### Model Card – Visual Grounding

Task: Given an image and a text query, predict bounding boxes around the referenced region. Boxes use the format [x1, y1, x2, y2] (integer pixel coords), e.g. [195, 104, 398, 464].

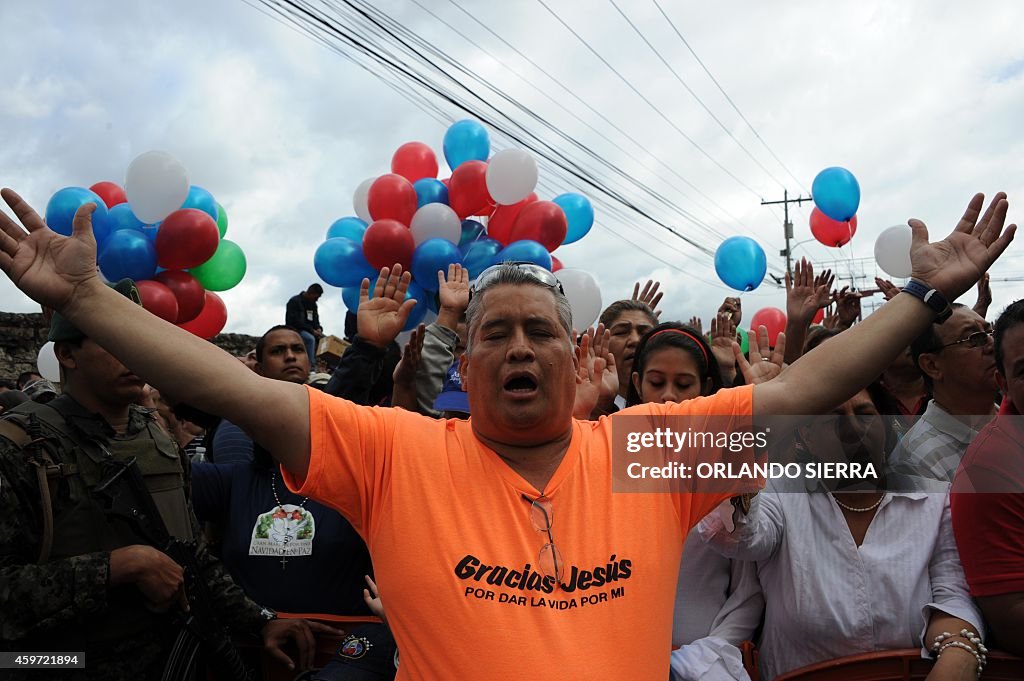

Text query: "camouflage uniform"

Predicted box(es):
[0, 394, 268, 680]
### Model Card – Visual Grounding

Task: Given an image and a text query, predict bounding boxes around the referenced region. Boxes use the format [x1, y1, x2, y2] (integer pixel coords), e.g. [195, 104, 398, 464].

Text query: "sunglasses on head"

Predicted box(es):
[470, 262, 565, 297]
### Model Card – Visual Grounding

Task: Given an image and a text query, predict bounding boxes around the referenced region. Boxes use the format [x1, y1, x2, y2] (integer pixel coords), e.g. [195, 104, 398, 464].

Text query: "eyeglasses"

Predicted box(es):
[940, 329, 993, 350]
[523, 494, 565, 584]
[471, 262, 565, 297]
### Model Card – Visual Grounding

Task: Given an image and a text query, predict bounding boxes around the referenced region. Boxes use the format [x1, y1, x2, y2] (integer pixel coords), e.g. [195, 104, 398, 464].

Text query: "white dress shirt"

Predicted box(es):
[698, 483, 982, 681]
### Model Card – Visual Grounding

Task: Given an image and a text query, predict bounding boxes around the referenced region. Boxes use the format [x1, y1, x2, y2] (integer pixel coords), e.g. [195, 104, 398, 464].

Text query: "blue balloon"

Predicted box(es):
[98, 230, 158, 282]
[411, 239, 463, 292]
[458, 219, 486, 248]
[495, 240, 553, 271]
[553, 193, 594, 245]
[812, 167, 860, 222]
[413, 178, 449, 208]
[314, 237, 376, 288]
[142, 223, 160, 242]
[45, 187, 110, 240]
[714, 237, 767, 292]
[443, 120, 490, 171]
[341, 281, 368, 313]
[402, 281, 430, 332]
[107, 203, 145, 234]
[461, 237, 503, 279]
[326, 216, 368, 241]
[181, 185, 218, 220]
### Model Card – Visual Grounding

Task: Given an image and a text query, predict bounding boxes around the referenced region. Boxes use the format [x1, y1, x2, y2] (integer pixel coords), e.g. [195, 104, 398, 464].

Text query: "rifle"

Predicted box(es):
[93, 456, 254, 681]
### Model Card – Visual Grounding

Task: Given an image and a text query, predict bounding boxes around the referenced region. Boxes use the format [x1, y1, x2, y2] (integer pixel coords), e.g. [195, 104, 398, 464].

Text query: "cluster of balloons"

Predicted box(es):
[314, 120, 603, 328]
[44, 151, 247, 339]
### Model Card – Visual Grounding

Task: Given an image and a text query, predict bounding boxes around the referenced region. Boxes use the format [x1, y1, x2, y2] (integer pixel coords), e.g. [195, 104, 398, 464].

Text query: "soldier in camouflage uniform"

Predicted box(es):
[0, 280, 337, 680]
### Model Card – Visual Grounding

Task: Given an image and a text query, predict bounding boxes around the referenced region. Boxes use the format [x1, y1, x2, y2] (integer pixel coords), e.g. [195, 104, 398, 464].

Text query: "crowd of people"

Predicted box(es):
[0, 188, 1021, 681]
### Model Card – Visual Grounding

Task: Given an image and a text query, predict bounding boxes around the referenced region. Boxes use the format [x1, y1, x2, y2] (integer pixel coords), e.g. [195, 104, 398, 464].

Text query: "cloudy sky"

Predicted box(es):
[2, 0, 1023, 341]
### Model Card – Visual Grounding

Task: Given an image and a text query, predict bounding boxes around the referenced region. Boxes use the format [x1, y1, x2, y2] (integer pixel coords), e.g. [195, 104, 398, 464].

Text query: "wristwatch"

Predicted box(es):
[259, 606, 278, 623]
[901, 279, 953, 324]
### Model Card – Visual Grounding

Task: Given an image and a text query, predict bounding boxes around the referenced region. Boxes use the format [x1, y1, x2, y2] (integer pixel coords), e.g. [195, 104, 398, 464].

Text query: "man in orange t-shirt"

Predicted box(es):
[0, 189, 1013, 680]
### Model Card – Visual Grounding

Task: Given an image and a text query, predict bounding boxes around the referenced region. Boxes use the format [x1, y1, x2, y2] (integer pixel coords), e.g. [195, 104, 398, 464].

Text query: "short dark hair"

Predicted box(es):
[0, 379, 17, 391]
[995, 299, 1024, 375]
[626, 322, 723, 406]
[16, 372, 42, 390]
[307, 283, 324, 295]
[256, 325, 305, 362]
[598, 300, 658, 330]
[910, 303, 967, 388]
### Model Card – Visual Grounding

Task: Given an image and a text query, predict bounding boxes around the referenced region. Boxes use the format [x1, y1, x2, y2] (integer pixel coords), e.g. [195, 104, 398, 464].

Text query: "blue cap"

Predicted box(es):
[433, 362, 469, 414]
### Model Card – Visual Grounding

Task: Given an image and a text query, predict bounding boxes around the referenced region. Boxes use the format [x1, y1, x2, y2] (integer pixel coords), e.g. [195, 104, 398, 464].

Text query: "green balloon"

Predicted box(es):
[191, 239, 246, 291]
[736, 328, 750, 355]
[216, 202, 228, 238]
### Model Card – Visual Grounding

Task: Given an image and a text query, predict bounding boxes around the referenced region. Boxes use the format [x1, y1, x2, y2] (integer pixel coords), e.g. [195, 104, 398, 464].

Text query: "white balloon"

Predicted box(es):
[353, 177, 375, 223]
[874, 225, 913, 278]
[557, 268, 602, 330]
[486, 148, 538, 205]
[124, 151, 190, 224]
[37, 342, 61, 383]
[410, 203, 461, 246]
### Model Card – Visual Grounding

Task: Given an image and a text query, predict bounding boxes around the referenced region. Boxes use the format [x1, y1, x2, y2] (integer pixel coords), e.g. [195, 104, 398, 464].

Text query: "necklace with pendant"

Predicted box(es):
[270, 472, 309, 569]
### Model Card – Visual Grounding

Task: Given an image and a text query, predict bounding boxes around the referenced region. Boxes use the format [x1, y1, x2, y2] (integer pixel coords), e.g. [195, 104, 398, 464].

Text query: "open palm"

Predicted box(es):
[0, 189, 101, 310]
[356, 265, 417, 348]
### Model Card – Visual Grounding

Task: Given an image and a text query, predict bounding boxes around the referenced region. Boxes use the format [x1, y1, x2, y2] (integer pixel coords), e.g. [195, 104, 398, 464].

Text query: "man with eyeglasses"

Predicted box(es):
[0, 189, 1014, 680]
[889, 304, 999, 482]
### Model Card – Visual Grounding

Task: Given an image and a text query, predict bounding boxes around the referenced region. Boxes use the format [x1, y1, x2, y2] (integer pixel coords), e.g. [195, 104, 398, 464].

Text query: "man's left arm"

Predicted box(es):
[755, 193, 1013, 418]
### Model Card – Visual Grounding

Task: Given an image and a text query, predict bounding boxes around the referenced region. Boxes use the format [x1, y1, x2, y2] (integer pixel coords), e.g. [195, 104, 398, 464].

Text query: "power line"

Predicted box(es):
[533, 0, 765, 199]
[651, 0, 809, 193]
[606, 0, 787, 191]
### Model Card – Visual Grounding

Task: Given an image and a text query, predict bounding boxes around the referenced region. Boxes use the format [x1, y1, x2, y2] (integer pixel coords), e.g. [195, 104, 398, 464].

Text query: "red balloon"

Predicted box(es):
[367, 174, 418, 226]
[750, 308, 787, 347]
[362, 219, 416, 271]
[90, 181, 127, 208]
[155, 209, 220, 269]
[810, 208, 857, 247]
[179, 291, 227, 340]
[391, 142, 439, 183]
[551, 255, 564, 272]
[812, 308, 825, 325]
[448, 160, 493, 219]
[135, 280, 179, 323]
[154, 270, 207, 323]
[488, 193, 537, 246]
[509, 201, 567, 252]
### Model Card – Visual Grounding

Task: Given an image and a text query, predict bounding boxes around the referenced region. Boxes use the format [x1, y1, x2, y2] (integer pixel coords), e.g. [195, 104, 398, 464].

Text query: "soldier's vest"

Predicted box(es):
[0, 398, 194, 648]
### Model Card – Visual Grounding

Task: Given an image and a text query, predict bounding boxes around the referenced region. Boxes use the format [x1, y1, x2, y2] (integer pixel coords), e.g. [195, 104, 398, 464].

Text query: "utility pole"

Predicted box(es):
[762, 190, 812, 278]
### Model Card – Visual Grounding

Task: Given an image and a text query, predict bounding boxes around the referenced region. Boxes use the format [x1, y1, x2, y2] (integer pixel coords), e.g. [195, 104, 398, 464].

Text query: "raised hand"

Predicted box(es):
[909, 193, 1014, 301]
[357, 265, 417, 348]
[631, 279, 663, 316]
[687, 316, 703, 335]
[393, 323, 426, 388]
[709, 312, 738, 380]
[874, 277, 901, 301]
[734, 325, 785, 386]
[0, 189, 103, 310]
[437, 263, 470, 330]
[363, 574, 387, 623]
[834, 286, 861, 328]
[573, 332, 614, 419]
[973, 272, 992, 319]
[584, 324, 619, 410]
[785, 258, 832, 323]
[717, 296, 742, 327]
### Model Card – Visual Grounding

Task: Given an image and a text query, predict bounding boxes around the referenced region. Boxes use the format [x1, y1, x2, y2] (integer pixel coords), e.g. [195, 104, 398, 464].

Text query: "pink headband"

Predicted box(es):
[646, 329, 709, 367]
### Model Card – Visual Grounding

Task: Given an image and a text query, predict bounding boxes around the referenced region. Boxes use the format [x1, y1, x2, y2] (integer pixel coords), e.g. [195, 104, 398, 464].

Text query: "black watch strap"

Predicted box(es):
[902, 279, 953, 323]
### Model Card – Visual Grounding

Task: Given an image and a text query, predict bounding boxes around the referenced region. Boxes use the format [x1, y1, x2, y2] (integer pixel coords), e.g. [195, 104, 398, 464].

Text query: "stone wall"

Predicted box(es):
[0, 311, 259, 381]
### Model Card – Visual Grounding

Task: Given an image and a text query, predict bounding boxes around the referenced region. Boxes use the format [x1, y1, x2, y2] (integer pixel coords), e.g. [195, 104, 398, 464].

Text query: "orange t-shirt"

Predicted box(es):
[285, 384, 754, 680]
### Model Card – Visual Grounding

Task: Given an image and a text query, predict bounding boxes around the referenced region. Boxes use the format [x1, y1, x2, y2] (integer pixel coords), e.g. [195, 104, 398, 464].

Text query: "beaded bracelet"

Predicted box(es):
[938, 640, 983, 678]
